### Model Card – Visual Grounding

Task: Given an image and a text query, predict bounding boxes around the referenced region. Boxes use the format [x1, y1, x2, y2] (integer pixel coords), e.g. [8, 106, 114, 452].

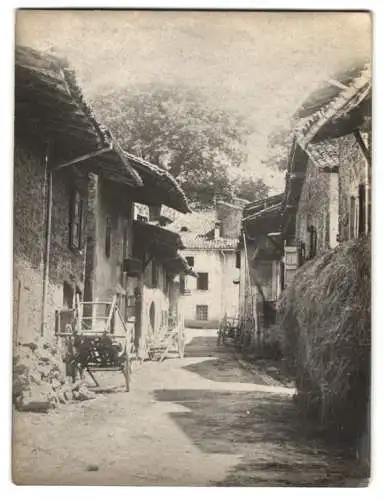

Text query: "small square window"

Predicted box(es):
[197, 272, 208, 290]
[196, 305, 208, 321]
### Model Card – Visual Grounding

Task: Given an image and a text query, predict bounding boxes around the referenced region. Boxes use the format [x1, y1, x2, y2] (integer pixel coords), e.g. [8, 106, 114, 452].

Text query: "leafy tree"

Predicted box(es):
[233, 177, 269, 202]
[91, 83, 265, 207]
[262, 126, 293, 173]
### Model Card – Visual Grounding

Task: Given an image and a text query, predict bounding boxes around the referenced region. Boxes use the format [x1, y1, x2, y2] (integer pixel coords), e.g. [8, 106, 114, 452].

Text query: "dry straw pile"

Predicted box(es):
[278, 237, 371, 439]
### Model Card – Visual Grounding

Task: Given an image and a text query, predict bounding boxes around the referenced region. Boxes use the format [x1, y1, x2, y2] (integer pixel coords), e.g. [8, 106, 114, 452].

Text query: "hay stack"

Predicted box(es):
[278, 237, 371, 439]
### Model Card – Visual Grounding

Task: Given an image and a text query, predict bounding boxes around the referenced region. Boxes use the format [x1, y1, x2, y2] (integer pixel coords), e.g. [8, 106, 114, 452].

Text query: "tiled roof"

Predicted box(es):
[295, 65, 367, 119]
[15, 45, 143, 187]
[243, 193, 285, 220]
[124, 153, 191, 214]
[167, 211, 217, 236]
[181, 235, 238, 250]
[243, 202, 282, 224]
[295, 63, 371, 148]
[282, 63, 371, 226]
[306, 139, 339, 171]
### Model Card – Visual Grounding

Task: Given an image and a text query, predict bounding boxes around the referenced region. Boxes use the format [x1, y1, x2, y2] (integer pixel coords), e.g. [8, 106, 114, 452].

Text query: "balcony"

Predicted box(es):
[123, 257, 142, 277]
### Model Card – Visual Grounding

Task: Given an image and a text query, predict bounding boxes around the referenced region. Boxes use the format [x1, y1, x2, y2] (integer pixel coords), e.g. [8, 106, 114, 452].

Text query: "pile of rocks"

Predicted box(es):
[13, 338, 96, 413]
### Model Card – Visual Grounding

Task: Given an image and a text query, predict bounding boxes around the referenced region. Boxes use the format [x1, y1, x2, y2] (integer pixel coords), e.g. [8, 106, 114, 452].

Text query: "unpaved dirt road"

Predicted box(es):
[13, 329, 368, 486]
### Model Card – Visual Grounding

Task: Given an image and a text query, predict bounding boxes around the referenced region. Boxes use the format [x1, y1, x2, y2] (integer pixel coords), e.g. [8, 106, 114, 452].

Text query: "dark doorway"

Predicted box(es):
[149, 301, 156, 332]
[63, 281, 74, 309]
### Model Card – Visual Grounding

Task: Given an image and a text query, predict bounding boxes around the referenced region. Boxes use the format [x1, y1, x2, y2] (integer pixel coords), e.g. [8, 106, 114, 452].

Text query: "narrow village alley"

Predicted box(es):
[13, 329, 367, 487]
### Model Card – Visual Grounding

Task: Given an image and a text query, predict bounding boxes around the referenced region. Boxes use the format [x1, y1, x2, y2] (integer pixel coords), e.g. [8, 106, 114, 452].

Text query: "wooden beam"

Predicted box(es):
[327, 78, 349, 90]
[354, 129, 371, 165]
[289, 172, 306, 180]
[53, 145, 113, 171]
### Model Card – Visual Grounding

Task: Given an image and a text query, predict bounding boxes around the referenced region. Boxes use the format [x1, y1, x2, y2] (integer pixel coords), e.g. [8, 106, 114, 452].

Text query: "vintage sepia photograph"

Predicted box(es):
[12, 9, 371, 486]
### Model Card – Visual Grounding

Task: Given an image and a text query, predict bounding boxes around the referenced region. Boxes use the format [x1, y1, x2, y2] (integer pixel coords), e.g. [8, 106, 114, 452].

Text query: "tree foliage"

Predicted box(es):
[262, 126, 293, 173]
[91, 83, 268, 207]
[234, 177, 269, 202]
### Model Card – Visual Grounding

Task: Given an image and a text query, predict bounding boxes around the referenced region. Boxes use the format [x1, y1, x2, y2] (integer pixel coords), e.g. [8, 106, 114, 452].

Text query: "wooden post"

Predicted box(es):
[83, 173, 99, 330]
[134, 283, 142, 355]
[41, 143, 52, 337]
[15, 279, 22, 344]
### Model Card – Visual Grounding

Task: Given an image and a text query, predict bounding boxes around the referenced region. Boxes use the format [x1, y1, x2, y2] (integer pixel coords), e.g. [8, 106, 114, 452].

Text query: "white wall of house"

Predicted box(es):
[181, 248, 239, 328]
[138, 259, 170, 356]
[329, 172, 340, 249]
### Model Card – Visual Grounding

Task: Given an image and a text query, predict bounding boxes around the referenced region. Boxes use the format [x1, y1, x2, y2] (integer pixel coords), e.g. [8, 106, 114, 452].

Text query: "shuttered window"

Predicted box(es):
[358, 184, 367, 236]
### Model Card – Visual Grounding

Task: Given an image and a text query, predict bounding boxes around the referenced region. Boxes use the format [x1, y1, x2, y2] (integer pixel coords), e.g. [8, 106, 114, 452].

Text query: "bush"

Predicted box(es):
[278, 237, 371, 441]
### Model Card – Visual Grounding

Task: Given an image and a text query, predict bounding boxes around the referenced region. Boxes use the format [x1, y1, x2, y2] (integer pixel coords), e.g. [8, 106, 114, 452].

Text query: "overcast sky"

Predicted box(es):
[16, 10, 371, 193]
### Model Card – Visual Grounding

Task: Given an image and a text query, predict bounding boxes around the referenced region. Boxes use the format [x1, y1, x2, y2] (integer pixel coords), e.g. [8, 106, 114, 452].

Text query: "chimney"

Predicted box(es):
[215, 201, 242, 238]
[214, 222, 221, 240]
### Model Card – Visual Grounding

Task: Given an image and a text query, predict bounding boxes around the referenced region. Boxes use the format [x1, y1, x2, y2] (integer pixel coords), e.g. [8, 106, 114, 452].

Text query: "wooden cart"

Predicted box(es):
[147, 314, 185, 362]
[217, 314, 240, 346]
[56, 295, 134, 391]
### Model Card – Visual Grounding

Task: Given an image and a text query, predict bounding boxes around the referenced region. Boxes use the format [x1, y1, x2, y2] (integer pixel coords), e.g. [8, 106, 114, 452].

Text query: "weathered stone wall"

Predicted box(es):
[13, 133, 90, 343]
[296, 134, 369, 255]
[13, 133, 92, 410]
[338, 134, 369, 241]
[296, 158, 330, 257]
[13, 139, 45, 343]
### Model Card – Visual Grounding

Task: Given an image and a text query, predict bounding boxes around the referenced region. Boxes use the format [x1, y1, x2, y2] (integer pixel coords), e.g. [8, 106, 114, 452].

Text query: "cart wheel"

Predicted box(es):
[123, 356, 131, 392]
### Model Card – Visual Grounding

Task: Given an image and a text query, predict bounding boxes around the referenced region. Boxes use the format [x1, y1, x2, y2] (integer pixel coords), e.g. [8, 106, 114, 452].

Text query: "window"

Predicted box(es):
[358, 184, 366, 236]
[63, 281, 74, 309]
[186, 256, 194, 267]
[349, 196, 357, 239]
[197, 272, 209, 290]
[105, 217, 112, 258]
[308, 225, 318, 259]
[196, 305, 208, 321]
[69, 189, 84, 250]
[152, 260, 158, 287]
[236, 251, 241, 269]
[298, 242, 306, 267]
